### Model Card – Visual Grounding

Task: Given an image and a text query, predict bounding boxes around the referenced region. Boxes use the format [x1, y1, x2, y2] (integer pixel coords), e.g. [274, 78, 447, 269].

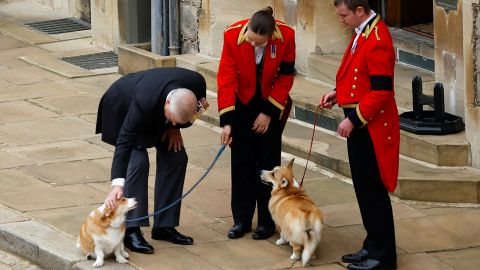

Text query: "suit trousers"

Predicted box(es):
[346, 122, 397, 264]
[124, 142, 188, 228]
[230, 97, 281, 228]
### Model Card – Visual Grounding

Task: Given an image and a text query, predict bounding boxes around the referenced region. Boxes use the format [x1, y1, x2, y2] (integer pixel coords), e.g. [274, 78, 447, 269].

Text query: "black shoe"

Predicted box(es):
[124, 227, 154, 254]
[227, 223, 252, 239]
[151, 227, 194, 245]
[342, 249, 369, 263]
[347, 259, 397, 270]
[252, 225, 275, 240]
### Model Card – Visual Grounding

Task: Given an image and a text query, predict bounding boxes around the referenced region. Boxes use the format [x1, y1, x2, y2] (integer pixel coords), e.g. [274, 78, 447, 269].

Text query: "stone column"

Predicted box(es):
[91, 0, 120, 51]
[463, 0, 480, 168]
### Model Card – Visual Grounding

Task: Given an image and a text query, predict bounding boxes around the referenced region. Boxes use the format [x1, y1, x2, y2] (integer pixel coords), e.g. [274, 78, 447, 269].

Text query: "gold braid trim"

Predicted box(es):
[219, 106, 235, 116]
[363, 15, 381, 39]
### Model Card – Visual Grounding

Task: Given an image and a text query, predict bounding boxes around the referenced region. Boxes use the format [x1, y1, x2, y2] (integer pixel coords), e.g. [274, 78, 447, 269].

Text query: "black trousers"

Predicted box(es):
[124, 142, 188, 228]
[230, 97, 281, 228]
[346, 113, 397, 264]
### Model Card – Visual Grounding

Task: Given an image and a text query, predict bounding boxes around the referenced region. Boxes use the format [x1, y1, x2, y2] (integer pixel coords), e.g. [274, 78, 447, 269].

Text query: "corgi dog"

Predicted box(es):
[78, 197, 137, 268]
[260, 159, 324, 267]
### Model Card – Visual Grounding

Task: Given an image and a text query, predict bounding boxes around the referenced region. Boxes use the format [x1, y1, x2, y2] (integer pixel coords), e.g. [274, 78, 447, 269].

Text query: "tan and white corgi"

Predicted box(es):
[261, 159, 324, 267]
[78, 197, 137, 268]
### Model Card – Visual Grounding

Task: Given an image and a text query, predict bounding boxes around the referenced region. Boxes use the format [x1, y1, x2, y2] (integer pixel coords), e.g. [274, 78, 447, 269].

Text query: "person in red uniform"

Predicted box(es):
[217, 6, 296, 240]
[319, 1, 399, 269]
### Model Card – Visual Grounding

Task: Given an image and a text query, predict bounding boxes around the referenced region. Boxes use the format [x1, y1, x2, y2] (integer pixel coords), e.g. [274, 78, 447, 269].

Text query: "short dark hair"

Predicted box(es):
[334, 0, 371, 13]
[249, 6, 275, 36]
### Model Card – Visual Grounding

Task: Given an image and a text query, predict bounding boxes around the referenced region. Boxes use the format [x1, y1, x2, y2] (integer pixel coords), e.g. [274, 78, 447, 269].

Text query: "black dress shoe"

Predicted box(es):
[227, 223, 252, 239]
[151, 227, 194, 245]
[342, 249, 369, 263]
[252, 225, 275, 240]
[347, 259, 397, 270]
[124, 227, 154, 254]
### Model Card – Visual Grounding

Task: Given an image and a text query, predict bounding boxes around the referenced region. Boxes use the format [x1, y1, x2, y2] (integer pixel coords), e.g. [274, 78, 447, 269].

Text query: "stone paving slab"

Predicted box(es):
[0, 100, 58, 124]
[397, 253, 454, 270]
[185, 239, 294, 270]
[0, 149, 34, 169]
[26, 204, 98, 236]
[0, 118, 95, 146]
[0, 184, 106, 212]
[322, 201, 426, 228]
[64, 74, 121, 94]
[0, 168, 50, 193]
[19, 53, 97, 78]
[127, 246, 222, 270]
[0, 33, 28, 50]
[0, 66, 63, 85]
[303, 177, 357, 207]
[395, 211, 480, 253]
[73, 260, 138, 270]
[432, 247, 480, 270]
[0, 81, 74, 102]
[0, 204, 29, 224]
[31, 93, 101, 115]
[0, 78, 13, 88]
[22, 159, 110, 186]
[183, 189, 232, 218]
[37, 37, 93, 53]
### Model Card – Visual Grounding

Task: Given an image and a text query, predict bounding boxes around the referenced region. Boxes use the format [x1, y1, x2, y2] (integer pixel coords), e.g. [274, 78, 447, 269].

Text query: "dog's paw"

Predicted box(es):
[92, 260, 104, 268]
[275, 238, 288, 245]
[121, 250, 129, 259]
[290, 253, 300, 261]
[116, 256, 128, 264]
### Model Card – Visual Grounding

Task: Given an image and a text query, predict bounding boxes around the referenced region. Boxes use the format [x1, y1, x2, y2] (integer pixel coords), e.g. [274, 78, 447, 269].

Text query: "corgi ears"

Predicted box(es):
[287, 158, 295, 169]
[280, 178, 289, 188]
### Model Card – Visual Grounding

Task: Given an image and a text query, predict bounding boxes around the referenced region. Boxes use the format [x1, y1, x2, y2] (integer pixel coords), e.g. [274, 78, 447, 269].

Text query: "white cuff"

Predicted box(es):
[111, 178, 125, 187]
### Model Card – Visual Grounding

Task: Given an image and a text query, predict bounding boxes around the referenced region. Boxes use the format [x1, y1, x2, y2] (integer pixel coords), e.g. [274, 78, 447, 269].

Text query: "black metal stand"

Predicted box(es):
[399, 76, 464, 135]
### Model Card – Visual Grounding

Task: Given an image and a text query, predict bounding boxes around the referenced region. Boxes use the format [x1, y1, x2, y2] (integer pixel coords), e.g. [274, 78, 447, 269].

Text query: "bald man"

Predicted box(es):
[96, 67, 207, 254]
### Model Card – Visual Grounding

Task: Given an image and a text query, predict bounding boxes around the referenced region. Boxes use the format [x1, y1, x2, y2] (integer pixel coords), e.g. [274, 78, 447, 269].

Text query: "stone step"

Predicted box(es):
[179, 54, 470, 167]
[307, 53, 436, 110]
[391, 27, 435, 72]
[200, 98, 480, 204]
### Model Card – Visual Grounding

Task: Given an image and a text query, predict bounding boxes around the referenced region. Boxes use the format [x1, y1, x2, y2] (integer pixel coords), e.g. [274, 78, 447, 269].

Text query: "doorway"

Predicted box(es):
[369, 0, 433, 38]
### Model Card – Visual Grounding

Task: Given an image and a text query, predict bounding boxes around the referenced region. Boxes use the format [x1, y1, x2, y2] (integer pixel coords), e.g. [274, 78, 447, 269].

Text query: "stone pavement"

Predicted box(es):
[1, 2, 480, 270]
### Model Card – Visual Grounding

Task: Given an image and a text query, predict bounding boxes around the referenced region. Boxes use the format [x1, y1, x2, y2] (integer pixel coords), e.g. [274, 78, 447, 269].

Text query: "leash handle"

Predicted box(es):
[300, 106, 320, 187]
[125, 144, 226, 222]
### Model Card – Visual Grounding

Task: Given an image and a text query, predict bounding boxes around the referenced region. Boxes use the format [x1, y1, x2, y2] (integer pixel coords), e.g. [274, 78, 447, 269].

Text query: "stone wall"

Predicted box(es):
[196, 0, 344, 74]
[30, 0, 90, 22]
[463, 0, 480, 169]
[180, 0, 201, 53]
[434, 1, 465, 117]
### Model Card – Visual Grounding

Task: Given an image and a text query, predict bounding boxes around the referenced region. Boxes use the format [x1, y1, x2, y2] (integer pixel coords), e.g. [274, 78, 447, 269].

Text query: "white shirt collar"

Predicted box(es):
[355, 11, 377, 35]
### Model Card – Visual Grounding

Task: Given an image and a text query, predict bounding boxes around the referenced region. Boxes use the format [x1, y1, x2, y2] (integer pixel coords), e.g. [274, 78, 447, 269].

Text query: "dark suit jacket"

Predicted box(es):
[95, 67, 207, 180]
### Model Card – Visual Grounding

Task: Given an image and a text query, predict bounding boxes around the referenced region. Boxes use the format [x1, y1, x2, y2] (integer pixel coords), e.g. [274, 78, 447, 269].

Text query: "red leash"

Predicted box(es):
[300, 106, 320, 187]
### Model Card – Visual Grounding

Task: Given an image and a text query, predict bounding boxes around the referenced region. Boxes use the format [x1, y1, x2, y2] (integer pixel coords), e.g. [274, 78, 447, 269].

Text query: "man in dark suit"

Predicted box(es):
[96, 67, 207, 254]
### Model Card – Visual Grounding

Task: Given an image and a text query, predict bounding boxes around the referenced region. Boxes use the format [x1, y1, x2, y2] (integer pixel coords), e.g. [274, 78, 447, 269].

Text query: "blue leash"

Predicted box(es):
[125, 144, 226, 222]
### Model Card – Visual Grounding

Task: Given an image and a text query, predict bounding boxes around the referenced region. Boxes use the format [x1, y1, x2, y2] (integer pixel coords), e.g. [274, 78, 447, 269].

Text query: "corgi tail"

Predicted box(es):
[302, 214, 323, 266]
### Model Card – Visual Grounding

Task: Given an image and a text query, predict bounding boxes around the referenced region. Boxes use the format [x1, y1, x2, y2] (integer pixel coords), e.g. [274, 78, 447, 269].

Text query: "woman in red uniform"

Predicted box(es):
[217, 6, 296, 240]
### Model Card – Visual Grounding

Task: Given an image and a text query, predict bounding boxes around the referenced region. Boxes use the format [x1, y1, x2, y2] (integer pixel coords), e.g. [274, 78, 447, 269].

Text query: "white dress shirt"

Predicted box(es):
[351, 11, 377, 54]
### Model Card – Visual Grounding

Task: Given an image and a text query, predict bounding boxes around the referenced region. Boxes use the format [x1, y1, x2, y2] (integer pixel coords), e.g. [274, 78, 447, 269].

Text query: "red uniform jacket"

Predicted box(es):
[217, 19, 296, 126]
[336, 16, 400, 192]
